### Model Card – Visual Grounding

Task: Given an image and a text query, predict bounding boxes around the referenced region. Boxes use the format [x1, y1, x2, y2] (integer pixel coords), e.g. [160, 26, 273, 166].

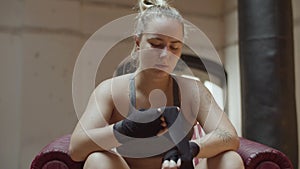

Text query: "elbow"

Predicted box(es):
[68, 138, 86, 162]
[69, 145, 88, 162]
[230, 133, 240, 151]
[69, 144, 84, 162]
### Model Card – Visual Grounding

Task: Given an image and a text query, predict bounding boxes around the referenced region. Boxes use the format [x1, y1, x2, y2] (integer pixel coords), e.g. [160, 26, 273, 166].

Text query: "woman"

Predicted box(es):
[69, 0, 244, 168]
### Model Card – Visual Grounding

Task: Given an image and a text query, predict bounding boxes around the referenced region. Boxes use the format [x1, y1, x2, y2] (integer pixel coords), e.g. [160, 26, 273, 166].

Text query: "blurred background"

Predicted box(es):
[0, 0, 299, 169]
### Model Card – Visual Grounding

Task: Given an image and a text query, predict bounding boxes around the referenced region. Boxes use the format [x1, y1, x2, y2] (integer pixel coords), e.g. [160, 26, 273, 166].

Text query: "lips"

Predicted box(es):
[155, 64, 169, 69]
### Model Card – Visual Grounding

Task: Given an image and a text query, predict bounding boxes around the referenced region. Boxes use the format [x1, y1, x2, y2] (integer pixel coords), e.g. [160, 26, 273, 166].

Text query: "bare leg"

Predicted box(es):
[83, 151, 130, 169]
[195, 151, 244, 169]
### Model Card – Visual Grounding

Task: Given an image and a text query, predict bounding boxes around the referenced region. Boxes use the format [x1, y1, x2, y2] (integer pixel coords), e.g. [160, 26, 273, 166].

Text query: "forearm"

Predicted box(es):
[69, 124, 121, 161]
[191, 128, 240, 158]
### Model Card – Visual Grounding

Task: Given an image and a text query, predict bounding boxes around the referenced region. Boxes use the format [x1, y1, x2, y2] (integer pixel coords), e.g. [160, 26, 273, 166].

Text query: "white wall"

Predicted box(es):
[0, 33, 22, 169]
[0, 1, 23, 168]
[222, 0, 242, 136]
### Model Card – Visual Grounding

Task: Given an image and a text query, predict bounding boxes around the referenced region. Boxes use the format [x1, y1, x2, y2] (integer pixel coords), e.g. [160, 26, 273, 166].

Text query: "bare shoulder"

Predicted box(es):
[173, 74, 215, 115]
[93, 74, 132, 117]
[94, 74, 132, 97]
[172, 74, 203, 92]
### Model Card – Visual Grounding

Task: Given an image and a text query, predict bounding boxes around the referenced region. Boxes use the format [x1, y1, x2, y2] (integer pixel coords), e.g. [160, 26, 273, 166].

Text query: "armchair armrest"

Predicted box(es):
[30, 135, 84, 169]
[30, 135, 294, 169]
[237, 137, 293, 169]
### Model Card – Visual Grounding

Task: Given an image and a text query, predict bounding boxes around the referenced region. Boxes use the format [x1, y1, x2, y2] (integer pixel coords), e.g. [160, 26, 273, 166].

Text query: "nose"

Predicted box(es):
[160, 46, 168, 58]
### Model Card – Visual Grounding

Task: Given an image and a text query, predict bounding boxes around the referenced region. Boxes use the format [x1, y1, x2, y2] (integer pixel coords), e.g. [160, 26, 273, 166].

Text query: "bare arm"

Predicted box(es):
[193, 81, 239, 158]
[68, 79, 121, 161]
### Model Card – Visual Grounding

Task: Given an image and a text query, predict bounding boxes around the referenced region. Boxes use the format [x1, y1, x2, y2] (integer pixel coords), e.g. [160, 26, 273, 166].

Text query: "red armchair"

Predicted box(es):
[30, 134, 293, 169]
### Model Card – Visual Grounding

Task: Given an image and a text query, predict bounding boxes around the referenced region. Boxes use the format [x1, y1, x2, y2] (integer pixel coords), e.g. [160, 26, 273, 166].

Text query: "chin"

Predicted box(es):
[153, 69, 171, 77]
[139, 67, 172, 78]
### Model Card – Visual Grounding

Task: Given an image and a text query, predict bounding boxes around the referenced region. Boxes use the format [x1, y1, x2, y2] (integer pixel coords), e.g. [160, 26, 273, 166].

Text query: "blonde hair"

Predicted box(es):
[134, 0, 184, 37]
[138, 0, 169, 12]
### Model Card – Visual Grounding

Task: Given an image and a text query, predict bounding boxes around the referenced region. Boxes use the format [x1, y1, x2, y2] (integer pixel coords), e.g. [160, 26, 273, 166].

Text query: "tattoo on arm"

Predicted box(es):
[215, 128, 233, 143]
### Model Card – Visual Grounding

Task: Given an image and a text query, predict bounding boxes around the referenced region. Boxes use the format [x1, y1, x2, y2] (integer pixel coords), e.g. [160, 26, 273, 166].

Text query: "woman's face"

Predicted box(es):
[135, 17, 184, 74]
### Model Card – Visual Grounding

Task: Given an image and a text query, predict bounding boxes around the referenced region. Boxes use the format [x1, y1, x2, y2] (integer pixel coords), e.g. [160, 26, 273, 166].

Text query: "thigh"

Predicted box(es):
[83, 151, 130, 169]
[194, 158, 208, 169]
[195, 151, 244, 169]
[207, 151, 244, 169]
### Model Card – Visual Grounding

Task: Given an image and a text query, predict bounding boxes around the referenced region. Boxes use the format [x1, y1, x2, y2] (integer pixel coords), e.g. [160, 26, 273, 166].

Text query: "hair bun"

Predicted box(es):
[139, 0, 168, 12]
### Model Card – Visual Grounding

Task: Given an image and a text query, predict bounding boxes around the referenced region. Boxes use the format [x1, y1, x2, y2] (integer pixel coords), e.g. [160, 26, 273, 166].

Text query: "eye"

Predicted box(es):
[170, 46, 179, 50]
[170, 44, 181, 51]
[150, 42, 164, 49]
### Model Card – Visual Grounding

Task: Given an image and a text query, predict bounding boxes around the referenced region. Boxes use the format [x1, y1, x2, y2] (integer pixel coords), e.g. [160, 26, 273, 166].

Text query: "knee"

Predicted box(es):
[84, 152, 105, 169]
[207, 151, 245, 169]
[83, 151, 129, 169]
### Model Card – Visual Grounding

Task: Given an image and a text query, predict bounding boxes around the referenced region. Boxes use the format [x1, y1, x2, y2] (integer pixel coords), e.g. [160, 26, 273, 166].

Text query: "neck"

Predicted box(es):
[134, 69, 172, 94]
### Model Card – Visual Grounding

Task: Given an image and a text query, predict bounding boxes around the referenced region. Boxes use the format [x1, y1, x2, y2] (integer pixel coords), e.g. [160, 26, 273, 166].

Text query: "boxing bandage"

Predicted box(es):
[113, 108, 163, 144]
[162, 106, 200, 169]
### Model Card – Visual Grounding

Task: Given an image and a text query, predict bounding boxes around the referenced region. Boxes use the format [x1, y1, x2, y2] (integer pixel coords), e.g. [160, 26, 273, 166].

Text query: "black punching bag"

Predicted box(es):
[238, 0, 298, 168]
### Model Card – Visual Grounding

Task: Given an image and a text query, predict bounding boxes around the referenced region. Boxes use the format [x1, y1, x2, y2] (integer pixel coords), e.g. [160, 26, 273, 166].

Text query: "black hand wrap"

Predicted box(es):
[178, 139, 199, 169]
[189, 141, 200, 158]
[162, 142, 200, 169]
[162, 106, 200, 169]
[162, 146, 180, 162]
[113, 108, 163, 144]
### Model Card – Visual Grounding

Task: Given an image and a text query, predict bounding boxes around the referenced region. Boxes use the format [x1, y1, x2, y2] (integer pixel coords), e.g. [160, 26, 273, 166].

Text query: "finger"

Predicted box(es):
[157, 127, 168, 136]
[161, 121, 167, 127]
[161, 122, 167, 128]
[162, 160, 170, 168]
[169, 160, 177, 168]
[177, 158, 181, 167]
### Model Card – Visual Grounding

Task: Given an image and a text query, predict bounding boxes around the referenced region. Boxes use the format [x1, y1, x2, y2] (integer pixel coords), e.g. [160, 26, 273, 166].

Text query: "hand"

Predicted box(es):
[161, 106, 199, 169]
[162, 147, 181, 169]
[162, 142, 200, 169]
[161, 106, 180, 127]
[113, 108, 164, 144]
